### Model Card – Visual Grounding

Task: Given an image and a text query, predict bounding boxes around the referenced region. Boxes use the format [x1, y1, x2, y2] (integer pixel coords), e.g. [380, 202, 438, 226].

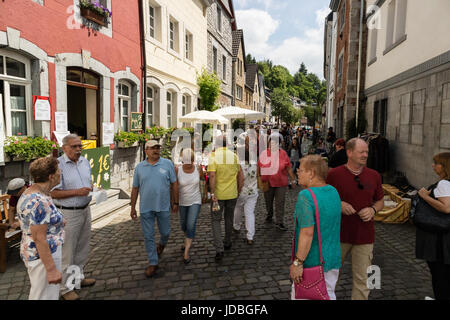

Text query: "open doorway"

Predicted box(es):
[66, 68, 100, 144]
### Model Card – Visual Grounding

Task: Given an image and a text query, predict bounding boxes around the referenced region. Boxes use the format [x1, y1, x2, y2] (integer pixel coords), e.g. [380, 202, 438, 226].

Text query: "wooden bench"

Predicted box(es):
[0, 194, 22, 273]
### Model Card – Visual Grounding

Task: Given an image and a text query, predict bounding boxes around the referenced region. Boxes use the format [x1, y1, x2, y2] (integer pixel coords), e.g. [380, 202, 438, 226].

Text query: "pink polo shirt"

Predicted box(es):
[258, 148, 291, 187]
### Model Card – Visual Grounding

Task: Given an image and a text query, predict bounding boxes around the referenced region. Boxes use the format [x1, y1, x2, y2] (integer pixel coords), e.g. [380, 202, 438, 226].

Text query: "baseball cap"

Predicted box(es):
[145, 140, 161, 149]
[6, 178, 26, 195]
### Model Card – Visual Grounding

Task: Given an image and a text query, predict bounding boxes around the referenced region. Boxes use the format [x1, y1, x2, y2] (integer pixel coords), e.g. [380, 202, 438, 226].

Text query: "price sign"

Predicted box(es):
[81, 146, 111, 189]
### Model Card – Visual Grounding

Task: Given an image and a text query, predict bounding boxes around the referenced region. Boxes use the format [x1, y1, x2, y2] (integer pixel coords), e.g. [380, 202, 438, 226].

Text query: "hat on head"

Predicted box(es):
[145, 140, 161, 149]
[6, 178, 26, 195]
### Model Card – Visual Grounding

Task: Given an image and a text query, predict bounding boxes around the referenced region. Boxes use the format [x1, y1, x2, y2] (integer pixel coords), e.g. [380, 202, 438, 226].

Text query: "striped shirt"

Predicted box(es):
[53, 154, 92, 207]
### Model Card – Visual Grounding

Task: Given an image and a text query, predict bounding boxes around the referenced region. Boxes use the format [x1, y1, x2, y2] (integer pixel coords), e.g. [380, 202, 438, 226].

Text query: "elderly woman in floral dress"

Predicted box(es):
[233, 134, 259, 245]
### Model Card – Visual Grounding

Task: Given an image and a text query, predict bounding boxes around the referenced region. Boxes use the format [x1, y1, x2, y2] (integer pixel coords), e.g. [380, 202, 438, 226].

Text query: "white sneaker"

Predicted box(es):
[425, 296, 435, 300]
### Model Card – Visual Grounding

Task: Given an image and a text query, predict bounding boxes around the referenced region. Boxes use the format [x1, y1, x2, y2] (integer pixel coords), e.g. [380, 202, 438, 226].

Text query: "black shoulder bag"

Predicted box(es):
[412, 180, 450, 233]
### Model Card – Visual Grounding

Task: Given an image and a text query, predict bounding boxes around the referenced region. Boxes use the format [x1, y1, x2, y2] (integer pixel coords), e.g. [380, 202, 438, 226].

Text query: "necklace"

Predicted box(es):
[31, 183, 50, 196]
[345, 164, 363, 176]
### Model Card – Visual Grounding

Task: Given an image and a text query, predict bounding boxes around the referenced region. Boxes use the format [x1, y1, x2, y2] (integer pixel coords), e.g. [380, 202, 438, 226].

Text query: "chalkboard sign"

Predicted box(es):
[81, 146, 111, 189]
[130, 112, 143, 131]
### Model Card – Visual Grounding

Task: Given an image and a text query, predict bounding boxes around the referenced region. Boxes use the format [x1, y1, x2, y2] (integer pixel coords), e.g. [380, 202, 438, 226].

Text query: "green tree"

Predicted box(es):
[246, 54, 257, 65]
[270, 87, 293, 124]
[299, 62, 308, 76]
[197, 68, 221, 111]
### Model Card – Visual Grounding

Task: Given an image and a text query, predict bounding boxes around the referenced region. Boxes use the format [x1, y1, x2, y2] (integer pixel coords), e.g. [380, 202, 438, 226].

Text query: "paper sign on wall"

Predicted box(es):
[33, 96, 51, 121]
[55, 112, 68, 132]
[102, 122, 115, 145]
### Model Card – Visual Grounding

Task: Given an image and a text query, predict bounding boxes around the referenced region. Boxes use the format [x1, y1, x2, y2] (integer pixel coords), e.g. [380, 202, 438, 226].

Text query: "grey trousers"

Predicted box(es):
[211, 198, 237, 253]
[264, 186, 287, 224]
[60, 207, 92, 295]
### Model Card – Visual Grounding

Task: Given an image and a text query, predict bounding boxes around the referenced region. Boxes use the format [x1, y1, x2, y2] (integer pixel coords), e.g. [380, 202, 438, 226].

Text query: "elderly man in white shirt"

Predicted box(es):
[51, 134, 95, 300]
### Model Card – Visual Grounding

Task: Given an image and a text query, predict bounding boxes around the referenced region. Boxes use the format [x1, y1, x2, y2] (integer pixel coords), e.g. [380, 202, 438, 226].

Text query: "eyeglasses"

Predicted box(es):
[354, 175, 364, 190]
[146, 146, 161, 150]
[70, 144, 83, 149]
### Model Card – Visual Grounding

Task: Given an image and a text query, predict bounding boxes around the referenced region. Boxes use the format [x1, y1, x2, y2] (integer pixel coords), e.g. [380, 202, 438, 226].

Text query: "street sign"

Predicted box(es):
[81, 146, 111, 189]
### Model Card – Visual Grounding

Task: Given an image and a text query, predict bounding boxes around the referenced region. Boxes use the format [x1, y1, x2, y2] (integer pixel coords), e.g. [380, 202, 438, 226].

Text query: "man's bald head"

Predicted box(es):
[346, 138, 369, 168]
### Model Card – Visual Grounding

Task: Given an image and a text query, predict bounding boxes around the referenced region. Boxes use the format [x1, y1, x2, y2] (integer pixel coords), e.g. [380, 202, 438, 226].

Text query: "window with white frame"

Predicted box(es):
[119, 81, 131, 132]
[169, 17, 179, 53]
[146, 86, 154, 128]
[182, 95, 187, 116]
[369, 27, 378, 63]
[384, 0, 407, 54]
[217, 4, 222, 33]
[167, 91, 172, 128]
[0, 50, 32, 136]
[185, 31, 193, 61]
[148, 1, 162, 42]
[385, 0, 396, 49]
[236, 85, 242, 100]
[222, 55, 227, 81]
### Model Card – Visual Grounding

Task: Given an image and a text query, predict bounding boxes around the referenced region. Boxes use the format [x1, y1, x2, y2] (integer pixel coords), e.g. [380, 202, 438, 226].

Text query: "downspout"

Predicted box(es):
[355, 0, 364, 136]
[138, 0, 147, 161]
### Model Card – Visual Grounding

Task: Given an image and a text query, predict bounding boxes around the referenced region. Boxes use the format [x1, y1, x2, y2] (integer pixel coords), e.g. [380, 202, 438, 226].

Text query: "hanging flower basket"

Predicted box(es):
[117, 141, 139, 148]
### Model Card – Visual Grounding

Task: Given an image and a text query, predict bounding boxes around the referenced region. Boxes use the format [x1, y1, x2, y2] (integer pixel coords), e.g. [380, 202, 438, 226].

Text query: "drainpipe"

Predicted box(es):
[355, 0, 364, 135]
[138, 0, 147, 161]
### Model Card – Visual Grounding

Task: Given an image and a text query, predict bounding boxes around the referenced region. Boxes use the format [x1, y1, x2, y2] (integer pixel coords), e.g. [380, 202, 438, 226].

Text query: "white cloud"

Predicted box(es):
[236, 7, 330, 78]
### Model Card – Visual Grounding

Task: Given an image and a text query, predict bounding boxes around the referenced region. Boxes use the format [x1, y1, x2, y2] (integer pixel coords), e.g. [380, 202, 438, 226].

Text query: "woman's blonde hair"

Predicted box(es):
[433, 152, 450, 179]
[300, 155, 329, 182]
[181, 148, 195, 164]
[29, 156, 59, 183]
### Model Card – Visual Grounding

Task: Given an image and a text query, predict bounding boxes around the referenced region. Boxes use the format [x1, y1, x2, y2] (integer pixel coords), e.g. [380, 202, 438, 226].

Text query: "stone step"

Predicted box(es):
[89, 188, 120, 206]
[90, 198, 130, 223]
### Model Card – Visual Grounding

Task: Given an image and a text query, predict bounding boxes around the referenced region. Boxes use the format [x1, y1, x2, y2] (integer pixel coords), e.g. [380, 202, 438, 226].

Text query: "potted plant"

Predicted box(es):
[4, 135, 58, 162]
[79, 0, 112, 27]
[114, 131, 140, 148]
[145, 126, 167, 140]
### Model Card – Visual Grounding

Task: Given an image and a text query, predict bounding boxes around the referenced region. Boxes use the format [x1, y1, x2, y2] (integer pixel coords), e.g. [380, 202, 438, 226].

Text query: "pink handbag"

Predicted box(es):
[291, 188, 330, 300]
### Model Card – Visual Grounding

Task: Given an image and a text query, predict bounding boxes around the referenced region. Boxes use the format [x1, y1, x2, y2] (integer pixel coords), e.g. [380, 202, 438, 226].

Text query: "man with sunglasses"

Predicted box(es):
[326, 138, 384, 300]
[130, 140, 178, 278]
[51, 134, 95, 300]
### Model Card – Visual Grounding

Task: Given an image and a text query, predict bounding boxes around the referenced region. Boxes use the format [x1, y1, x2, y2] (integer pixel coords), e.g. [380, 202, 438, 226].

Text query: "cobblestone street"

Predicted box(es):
[0, 187, 433, 300]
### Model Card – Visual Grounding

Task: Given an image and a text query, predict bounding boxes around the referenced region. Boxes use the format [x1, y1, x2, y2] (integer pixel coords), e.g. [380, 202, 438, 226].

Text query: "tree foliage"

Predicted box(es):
[197, 68, 221, 111]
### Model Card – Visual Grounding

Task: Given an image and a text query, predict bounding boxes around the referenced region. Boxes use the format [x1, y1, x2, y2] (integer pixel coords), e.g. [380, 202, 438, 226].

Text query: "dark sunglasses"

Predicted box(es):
[354, 175, 364, 190]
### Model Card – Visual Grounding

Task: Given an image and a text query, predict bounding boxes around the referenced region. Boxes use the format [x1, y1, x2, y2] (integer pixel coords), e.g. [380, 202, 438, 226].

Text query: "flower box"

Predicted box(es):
[117, 141, 139, 148]
[81, 7, 106, 26]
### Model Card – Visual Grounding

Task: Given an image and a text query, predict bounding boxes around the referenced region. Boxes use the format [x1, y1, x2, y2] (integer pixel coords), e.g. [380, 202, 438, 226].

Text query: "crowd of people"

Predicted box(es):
[3, 124, 450, 300]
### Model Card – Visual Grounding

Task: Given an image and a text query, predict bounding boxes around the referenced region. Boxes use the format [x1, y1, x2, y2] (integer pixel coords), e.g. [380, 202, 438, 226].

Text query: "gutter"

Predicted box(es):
[355, 0, 364, 135]
[138, 0, 147, 161]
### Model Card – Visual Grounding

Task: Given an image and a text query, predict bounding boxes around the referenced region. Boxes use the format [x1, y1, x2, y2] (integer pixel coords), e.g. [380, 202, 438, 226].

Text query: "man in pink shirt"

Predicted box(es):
[258, 133, 297, 231]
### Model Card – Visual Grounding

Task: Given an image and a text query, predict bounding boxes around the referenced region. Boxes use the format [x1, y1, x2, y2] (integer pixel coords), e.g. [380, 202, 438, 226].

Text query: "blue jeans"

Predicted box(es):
[140, 211, 171, 266]
[179, 204, 201, 239]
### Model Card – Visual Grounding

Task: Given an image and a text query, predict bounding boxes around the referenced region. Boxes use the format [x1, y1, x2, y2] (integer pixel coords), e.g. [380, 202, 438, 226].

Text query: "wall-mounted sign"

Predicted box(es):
[130, 112, 143, 131]
[55, 112, 68, 132]
[33, 96, 51, 121]
[102, 122, 114, 145]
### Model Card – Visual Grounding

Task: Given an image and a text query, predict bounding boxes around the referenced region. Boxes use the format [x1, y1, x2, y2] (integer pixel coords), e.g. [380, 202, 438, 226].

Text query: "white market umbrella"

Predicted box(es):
[213, 106, 266, 121]
[179, 110, 229, 125]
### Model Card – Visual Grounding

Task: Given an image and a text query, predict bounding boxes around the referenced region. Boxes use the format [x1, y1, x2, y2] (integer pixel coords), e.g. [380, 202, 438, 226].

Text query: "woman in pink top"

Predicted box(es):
[258, 133, 297, 231]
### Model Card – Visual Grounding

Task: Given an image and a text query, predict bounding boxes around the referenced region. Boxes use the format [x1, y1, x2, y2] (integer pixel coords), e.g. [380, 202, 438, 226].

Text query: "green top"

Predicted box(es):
[294, 186, 342, 272]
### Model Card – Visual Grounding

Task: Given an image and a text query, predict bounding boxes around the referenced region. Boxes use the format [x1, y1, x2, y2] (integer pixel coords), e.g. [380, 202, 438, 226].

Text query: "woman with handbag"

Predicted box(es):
[290, 155, 342, 300]
[416, 152, 450, 300]
[176, 148, 204, 265]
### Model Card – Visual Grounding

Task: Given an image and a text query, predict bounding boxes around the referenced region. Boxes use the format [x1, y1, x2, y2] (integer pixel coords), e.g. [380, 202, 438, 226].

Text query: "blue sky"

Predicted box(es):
[234, 0, 331, 78]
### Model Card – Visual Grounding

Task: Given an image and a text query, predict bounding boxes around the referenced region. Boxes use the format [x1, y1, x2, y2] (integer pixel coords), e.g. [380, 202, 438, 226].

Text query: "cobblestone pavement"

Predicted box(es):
[0, 187, 433, 300]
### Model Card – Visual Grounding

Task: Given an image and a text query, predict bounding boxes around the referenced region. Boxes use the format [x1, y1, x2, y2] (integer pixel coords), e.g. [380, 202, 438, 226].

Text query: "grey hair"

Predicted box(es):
[346, 138, 367, 151]
[62, 134, 80, 146]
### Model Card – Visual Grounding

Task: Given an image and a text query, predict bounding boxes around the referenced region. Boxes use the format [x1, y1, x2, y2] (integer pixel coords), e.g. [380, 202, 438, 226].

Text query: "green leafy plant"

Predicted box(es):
[197, 68, 221, 111]
[114, 131, 140, 147]
[145, 126, 168, 138]
[4, 136, 58, 162]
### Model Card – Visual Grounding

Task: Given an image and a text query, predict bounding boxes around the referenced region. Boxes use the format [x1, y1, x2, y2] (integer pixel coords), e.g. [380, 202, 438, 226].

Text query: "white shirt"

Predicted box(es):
[435, 180, 450, 198]
[177, 166, 202, 206]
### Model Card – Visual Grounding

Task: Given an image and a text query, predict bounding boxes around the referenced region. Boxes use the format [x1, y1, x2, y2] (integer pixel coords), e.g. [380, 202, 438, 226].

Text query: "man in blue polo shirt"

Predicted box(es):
[130, 140, 178, 278]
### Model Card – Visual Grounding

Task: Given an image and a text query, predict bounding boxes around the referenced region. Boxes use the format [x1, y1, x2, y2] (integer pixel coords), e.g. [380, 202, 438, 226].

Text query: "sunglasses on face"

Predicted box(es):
[354, 175, 364, 190]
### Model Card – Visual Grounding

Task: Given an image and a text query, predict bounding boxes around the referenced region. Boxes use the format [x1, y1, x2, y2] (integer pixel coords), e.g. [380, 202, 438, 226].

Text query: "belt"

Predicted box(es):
[56, 203, 89, 210]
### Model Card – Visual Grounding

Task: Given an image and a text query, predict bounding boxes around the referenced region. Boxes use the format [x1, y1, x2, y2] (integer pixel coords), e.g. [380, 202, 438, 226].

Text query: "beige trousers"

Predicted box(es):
[25, 246, 62, 300]
[340, 243, 374, 300]
[60, 207, 92, 295]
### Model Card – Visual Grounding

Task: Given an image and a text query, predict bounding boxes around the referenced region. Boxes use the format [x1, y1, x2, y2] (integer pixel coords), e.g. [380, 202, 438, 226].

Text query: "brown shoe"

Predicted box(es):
[61, 291, 80, 300]
[157, 244, 165, 257]
[81, 278, 96, 287]
[145, 265, 158, 278]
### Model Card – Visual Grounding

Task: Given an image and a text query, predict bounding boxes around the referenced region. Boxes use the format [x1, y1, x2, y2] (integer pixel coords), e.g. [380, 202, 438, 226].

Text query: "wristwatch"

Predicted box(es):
[293, 257, 304, 267]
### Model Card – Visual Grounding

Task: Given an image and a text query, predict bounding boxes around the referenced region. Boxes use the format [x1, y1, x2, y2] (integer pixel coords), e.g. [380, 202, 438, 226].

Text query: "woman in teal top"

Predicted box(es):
[290, 155, 342, 300]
